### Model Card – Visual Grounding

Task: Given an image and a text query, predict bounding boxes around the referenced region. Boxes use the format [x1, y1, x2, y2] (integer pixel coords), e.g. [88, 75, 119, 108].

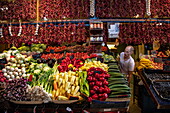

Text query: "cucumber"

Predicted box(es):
[108, 63, 117, 66]
[108, 69, 120, 72]
[110, 91, 130, 95]
[109, 84, 130, 89]
[109, 65, 119, 68]
[109, 94, 131, 98]
[108, 78, 126, 81]
[110, 87, 130, 91]
[108, 72, 123, 75]
[108, 81, 127, 85]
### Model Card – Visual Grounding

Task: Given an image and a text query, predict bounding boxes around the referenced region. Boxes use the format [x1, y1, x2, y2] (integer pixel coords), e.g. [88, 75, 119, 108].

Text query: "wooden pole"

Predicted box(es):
[36, 0, 39, 22]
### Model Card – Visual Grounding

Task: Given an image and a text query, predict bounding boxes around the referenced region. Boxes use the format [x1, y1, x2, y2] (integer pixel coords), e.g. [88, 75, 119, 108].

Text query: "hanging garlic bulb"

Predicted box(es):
[17, 22, 22, 36]
[146, 0, 151, 16]
[34, 23, 39, 35]
[9, 21, 22, 37]
[90, 0, 95, 17]
[9, 23, 13, 36]
[0, 27, 3, 38]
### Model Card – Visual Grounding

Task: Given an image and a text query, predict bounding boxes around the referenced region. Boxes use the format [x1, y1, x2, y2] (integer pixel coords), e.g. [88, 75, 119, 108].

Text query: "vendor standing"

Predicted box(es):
[119, 46, 135, 84]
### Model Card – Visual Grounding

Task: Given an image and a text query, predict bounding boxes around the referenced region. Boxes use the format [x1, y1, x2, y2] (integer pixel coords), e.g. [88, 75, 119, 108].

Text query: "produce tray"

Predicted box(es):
[52, 100, 79, 104]
[152, 81, 170, 101]
[10, 100, 44, 104]
[143, 69, 170, 83]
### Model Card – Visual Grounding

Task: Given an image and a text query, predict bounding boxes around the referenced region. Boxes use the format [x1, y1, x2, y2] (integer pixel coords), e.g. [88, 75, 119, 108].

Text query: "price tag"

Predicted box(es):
[50, 49, 54, 53]
[104, 108, 111, 112]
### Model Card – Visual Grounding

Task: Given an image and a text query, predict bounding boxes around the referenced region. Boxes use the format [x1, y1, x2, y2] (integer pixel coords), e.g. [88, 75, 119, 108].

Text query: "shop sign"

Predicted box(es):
[107, 23, 119, 38]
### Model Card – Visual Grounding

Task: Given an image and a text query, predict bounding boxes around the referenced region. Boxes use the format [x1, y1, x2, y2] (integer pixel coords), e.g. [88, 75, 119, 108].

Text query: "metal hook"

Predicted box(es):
[15, 105, 19, 112]
[55, 105, 59, 112]
[33, 105, 37, 113]
[82, 104, 87, 110]
[41, 105, 45, 112]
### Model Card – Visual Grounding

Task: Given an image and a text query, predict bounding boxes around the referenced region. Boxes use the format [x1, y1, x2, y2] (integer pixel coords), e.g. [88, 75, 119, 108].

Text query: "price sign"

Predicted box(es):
[50, 49, 54, 53]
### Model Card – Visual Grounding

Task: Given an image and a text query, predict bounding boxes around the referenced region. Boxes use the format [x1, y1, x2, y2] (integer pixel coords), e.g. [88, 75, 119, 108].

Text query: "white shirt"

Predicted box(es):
[119, 52, 135, 75]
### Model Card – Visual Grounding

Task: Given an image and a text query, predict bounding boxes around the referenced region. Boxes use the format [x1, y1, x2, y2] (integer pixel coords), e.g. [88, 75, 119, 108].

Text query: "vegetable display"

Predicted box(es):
[0, 45, 131, 104]
[87, 67, 110, 101]
[57, 57, 84, 72]
[2, 53, 31, 81]
[27, 86, 52, 103]
[108, 62, 130, 98]
[41, 53, 64, 60]
[0, 71, 7, 83]
[18, 43, 47, 53]
[26, 62, 54, 94]
[79, 71, 90, 97]
[2, 78, 29, 101]
[52, 70, 80, 100]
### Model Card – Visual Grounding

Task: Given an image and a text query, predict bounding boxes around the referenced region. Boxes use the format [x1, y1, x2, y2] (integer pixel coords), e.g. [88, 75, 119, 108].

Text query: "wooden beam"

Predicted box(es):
[36, 0, 39, 22]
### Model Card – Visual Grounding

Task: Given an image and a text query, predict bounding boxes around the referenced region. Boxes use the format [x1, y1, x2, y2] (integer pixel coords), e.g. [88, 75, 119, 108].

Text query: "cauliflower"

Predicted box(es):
[43, 66, 51, 72]
[36, 63, 44, 69]
[34, 69, 41, 74]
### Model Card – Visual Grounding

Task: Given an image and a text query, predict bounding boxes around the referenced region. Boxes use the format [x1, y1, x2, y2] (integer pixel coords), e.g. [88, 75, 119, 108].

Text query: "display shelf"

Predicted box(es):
[138, 70, 170, 109]
[10, 100, 43, 105]
[52, 100, 79, 104]
[1, 18, 170, 26]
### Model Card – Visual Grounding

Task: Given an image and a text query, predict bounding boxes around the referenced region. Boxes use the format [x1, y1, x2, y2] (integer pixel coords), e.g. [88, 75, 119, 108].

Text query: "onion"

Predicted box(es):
[3, 73, 7, 77]
[11, 75, 15, 79]
[6, 75, 10, 79]
[10, 67, 15, 71]
[6, 66, 10, 70]
[13, 72, 19, 76]
[2, 68, 7, 73]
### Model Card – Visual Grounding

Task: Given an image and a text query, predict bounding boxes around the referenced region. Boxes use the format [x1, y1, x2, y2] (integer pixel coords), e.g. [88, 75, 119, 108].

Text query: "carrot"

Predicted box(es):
[53, 81, 58, 90]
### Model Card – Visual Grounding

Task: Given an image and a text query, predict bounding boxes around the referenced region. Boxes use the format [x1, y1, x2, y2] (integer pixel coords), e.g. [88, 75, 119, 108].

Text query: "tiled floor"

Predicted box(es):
[128, 76, 142, 113]
[129, 98, 141, 113]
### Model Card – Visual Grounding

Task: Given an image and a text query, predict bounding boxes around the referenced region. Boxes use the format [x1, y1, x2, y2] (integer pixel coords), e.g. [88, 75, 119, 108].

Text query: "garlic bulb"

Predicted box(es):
[0, 27, 3, 38]
[90, 0, 95, 17]
[146, 0, 151, 16]
[34, 24, 39, 35]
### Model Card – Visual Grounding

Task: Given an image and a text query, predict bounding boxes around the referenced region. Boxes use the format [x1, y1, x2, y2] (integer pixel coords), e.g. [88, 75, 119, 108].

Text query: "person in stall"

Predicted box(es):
[118, 45, 135, 85]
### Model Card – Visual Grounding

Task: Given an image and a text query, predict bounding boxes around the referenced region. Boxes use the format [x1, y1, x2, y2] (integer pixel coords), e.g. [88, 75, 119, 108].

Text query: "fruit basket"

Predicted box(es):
[152, 81, 170, 101]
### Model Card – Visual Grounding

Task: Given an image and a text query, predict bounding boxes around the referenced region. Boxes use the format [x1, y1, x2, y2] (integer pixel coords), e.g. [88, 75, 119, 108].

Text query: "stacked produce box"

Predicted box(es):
[0, 44, 130, 105]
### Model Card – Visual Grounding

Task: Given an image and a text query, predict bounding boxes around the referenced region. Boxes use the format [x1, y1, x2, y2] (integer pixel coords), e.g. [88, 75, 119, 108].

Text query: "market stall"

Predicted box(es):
[0, 0, 170, 113]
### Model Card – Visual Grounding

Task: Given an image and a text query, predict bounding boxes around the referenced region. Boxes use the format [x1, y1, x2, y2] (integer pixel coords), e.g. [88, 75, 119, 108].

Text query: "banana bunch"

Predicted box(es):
[79, 61, 108, 71]
[52, 70, 80, 100]
[137, 58, 154, 70]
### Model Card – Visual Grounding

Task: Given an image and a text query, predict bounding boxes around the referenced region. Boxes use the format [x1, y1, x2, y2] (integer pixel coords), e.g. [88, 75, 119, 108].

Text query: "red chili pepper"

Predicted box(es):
[28, 75, 33, 82]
